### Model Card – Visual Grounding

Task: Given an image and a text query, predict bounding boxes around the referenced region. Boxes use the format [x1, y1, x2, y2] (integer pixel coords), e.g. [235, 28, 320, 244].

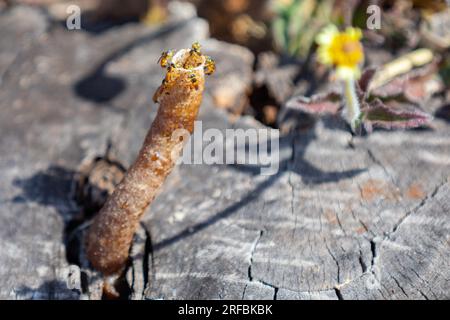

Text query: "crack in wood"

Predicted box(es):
[389, 179, 448, 238]
[243, 229, 279, 299]
[247, 230, 264, 283]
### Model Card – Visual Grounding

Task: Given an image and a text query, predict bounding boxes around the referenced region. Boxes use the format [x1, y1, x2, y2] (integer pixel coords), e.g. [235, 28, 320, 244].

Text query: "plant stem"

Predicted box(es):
[343, 77, 361, 132]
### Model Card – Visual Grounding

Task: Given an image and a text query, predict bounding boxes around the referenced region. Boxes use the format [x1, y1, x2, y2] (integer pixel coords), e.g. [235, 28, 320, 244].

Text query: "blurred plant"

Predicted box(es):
[421, 8, 450, 50]
[355, 0, 449, 51]
[141, 0, 168, 25]
[410, 0, 448, 13]
[272, 0, 335, 58]
[196, 0, 272, 53]
[440, 56, 450, 88]
[316, 24, 365, 130]
[286, 27, 440, 134]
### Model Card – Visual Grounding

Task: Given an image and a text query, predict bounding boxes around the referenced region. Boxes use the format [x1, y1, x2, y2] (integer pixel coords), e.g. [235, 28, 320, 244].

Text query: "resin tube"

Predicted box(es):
[86, 44, 215, 274]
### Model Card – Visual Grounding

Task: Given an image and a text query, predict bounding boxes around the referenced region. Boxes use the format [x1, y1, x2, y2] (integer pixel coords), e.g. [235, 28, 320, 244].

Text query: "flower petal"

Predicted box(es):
[316, 24, 339, 46]
[345, 27, 362, 41]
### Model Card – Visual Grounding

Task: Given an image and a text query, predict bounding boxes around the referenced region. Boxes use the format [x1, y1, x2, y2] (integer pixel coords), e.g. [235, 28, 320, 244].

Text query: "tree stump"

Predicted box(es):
[0, 5, 448, 300]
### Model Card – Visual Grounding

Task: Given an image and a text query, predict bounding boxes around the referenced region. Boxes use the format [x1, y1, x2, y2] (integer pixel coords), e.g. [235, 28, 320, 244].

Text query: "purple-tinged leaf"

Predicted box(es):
[362, 99, 433, 131]
[285, 91, 342, 115]
[357, 68, 377, 99]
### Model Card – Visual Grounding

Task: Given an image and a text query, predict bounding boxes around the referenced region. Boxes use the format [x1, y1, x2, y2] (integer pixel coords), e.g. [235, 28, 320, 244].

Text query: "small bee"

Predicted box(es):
[164, 63, 178, 83]
[167, 62, 176, 72]
[191, 42, 201, 54]
[204, 56, 216, 75]
[189, 73, 198, 84]
[189, 73, 200, 90]
[157, 50, 173, 68]
[186, 42, 202, 67]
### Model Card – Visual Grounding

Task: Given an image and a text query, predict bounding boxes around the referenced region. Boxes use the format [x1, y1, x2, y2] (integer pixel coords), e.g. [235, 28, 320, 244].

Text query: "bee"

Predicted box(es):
[189, 73, 198, 84]
[164, 63, 178, 83]
[204, 56, 216, 75]
[190, 42, 201, 54]
[157, 50, 173, 68]
[188, 73, 200, 90]
[167, 62, 175, 72]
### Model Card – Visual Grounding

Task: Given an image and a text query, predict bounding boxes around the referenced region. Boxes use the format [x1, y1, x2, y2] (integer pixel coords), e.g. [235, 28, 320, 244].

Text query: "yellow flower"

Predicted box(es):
[316, 25, 364, 80]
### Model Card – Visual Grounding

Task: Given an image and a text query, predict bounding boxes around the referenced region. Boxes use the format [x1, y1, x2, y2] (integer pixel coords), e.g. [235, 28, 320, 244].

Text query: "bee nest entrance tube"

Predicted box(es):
[86, 43, 215, 275]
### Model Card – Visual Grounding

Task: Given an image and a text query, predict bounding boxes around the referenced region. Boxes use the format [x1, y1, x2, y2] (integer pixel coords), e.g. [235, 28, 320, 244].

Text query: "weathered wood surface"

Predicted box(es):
[0, 5, 449, 300]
